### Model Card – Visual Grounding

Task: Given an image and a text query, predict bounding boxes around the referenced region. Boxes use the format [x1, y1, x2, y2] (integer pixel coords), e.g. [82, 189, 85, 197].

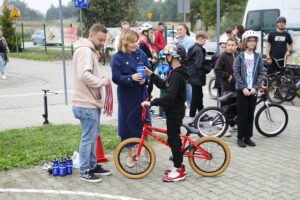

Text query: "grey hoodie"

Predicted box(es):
[71, 38, 106, 108]
[233, 51, 265, 90]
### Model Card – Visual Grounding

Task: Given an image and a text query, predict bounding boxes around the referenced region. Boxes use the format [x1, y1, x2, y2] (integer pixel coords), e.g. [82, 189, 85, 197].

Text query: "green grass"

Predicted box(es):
[0, 124, 119, 170]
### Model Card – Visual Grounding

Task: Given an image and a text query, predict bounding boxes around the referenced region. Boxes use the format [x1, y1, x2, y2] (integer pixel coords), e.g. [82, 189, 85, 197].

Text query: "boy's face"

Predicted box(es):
[277, 21, 286, 30]
[220, 43, 227, 53]
[226, 41, 237, 54]
[197, 37, 207, 46]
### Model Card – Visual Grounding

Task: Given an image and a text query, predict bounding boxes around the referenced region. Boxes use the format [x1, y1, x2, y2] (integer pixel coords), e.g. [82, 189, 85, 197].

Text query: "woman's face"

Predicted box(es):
[126, 40, 138, 53]
[176, 25, 186, 38]
[0, 30, 2, 37]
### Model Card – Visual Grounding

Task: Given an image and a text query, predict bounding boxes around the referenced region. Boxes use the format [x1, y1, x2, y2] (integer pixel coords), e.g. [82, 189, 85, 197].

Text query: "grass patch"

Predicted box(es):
[0, 124, 119, 170]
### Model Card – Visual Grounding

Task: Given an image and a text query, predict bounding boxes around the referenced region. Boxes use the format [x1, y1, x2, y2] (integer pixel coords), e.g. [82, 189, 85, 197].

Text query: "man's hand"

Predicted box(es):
[228, 75, 233, 83]
[102, 77, 111, 86]
[141, 101, 151, 107]
[243, 88, 251, 96]
[138, 79, 146, 85]
[285, 51, 291, 57]
[144, 66, 153, 76]
[267, 58, 272, 65]
[132, 73, 142, 81]
[250, 88, 257, 95]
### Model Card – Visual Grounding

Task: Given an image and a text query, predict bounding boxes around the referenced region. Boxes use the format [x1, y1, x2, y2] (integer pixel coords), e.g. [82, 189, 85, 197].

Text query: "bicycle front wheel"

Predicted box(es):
[255, 103, 288, 137]
[194, 107, 228, 137]
[188, 137, 231, 177]
[114, 138, 156, 179]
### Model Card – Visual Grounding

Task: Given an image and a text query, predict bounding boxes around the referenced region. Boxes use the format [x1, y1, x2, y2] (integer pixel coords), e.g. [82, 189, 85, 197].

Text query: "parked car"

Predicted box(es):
[31, 30, 45, 45]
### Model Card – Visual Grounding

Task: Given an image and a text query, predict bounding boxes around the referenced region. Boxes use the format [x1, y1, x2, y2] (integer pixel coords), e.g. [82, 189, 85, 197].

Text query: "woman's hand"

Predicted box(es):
[141, 101, 151, 107]
[250, 88, 257, 95]
[138, 79, 146, 85]
[132, 73, 142, 81]
[243, 88, 251, 96]
[144, 66, 153, 76]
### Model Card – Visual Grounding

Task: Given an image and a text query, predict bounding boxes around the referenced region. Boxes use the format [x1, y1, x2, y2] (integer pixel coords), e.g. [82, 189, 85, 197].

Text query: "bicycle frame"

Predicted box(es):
[133, 106, 212, 161]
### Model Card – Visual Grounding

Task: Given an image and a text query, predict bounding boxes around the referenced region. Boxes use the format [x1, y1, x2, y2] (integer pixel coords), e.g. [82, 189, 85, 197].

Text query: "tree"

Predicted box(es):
[3, 0, 44, 21]
[81, 0, 139, 35]
[0, 6, 21, 52]
[45, 2, 75, 21]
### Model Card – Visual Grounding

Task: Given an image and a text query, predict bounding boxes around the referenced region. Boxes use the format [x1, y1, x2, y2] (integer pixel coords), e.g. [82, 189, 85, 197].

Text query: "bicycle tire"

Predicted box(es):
[208, 77, 218, 99]
[266, 76, 286, 104]
[188, 137, 231, 177]
[194, 107, 228, 138]
[255, 103, 288, 137]
[114, 138, 156, 179]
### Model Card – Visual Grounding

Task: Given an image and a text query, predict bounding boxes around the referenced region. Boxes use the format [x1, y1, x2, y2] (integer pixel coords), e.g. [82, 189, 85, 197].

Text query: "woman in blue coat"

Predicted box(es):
[111, 29, 151, 167]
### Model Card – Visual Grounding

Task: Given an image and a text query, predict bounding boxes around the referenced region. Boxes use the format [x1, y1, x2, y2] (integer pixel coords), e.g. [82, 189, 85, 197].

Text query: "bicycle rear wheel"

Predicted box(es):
[188, 137, 231, 177]
[194, 107, 228, 137]
[266, 76, 286, 104]
[255, 103, 288, 137]
[114, 138, 156, 179]
[208, 77, 218, 99]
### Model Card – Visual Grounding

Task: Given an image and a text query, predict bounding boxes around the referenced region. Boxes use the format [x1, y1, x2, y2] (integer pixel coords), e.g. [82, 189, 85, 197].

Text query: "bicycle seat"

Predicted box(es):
[218, 92, 235, 102]
[181, 124, 200, 135]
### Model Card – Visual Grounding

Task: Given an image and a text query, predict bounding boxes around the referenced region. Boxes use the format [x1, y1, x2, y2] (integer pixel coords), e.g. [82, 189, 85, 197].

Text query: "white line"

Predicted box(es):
[0, 188, 143, 200]
[0, 90, 72, 98]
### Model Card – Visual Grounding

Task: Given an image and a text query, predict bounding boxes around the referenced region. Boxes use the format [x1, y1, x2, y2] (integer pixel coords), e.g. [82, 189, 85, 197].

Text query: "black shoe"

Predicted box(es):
[80, 170, 102, 183]
[244, 138, 256, 147]
[91, 165, 112, 176]
[237, 138, 246, 148]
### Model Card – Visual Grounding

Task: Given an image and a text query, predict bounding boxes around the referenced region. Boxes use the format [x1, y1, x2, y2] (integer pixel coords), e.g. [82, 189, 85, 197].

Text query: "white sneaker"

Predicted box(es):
[224, 130, 232, 137]
[188, 117, 195, 124]
[185, 108, 190, 117]
[1, 75, 6, 79]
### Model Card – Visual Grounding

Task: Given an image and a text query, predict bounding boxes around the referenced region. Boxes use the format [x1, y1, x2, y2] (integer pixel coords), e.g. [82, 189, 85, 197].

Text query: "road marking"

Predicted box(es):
[0, 188, 143, 200]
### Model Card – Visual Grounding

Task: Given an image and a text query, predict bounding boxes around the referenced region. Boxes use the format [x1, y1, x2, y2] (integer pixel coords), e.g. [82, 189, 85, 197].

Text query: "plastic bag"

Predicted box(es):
[72, 151, 80, 168]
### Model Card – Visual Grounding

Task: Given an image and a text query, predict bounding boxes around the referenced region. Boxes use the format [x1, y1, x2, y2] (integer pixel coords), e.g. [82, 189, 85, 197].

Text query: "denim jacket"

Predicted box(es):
[233, 51, 265, 90]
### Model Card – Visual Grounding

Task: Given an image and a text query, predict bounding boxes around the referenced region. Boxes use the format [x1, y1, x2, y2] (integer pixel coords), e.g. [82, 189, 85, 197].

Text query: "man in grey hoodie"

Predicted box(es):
[72, 24, 112, 183]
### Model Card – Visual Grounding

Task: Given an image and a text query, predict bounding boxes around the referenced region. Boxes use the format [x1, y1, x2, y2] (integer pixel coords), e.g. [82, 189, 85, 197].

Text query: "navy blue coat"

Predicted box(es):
[111, 49, 151, 141]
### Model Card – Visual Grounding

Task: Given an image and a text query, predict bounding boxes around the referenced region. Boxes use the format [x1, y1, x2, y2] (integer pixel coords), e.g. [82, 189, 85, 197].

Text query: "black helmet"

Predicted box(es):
[163, 44, 186, 59]
[276, 16, 286, 23]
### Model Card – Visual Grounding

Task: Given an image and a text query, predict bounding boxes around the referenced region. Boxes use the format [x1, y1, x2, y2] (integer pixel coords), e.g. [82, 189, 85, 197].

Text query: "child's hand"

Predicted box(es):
[144, 66, 153, 76]
[228, 75, 233, 83]
[250, 88, 257, 95]
[138, 79, 146, 85]
[243, 88, 251, 96]
[141, 101, 151, 107]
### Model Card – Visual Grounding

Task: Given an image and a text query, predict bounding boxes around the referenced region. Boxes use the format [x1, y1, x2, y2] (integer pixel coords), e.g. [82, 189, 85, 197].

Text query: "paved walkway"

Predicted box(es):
[0, 58, 300, 199]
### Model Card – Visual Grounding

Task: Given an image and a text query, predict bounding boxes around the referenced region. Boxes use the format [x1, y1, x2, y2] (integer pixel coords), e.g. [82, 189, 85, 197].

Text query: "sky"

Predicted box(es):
[0, 0, 71, 14]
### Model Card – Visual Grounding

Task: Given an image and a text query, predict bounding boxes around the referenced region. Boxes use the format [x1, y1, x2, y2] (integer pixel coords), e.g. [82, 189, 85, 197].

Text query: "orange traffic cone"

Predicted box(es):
[96, 136, 109, 162]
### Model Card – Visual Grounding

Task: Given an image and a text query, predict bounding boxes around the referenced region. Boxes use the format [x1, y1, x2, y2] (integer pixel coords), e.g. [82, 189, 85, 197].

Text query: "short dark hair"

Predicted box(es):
[196, 32, 208, 40]
[227, 37, 238, 44]
[226, 29, 232, 34]
[89, 23, 107, 34]
[158, 21, 164, 26]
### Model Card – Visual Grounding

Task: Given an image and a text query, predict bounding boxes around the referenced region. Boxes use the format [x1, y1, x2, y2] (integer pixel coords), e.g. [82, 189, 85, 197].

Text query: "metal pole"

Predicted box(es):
[80, 8, 83, 37]
[14, 19, 18, 53]
[21, 23, 24, 49]
[183, 0, 186, 23]
[59, 0, 68, 105]
[216, 0, 221, 107]
[70, 23, 74, 56]
[43, 24, 47, 53]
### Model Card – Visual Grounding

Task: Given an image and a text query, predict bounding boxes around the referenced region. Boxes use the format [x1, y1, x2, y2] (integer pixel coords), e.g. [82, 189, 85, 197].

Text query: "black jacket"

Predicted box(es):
[139, 43, 153, 65]
[187, 43, 206, 86]
[214, 52, 236, 91]
[150, 65, 189, 116]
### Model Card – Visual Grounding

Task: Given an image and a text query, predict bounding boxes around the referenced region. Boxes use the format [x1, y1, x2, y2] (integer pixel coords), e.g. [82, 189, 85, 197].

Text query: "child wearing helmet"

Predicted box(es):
[141, 44, 189, 182]
[233, 30, 265, 148]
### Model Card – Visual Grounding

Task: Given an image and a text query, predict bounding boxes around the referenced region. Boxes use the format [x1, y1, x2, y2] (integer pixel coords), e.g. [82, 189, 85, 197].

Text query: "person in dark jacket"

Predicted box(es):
[233, 30, 265, 148]
[141, 44, 189, 182]
[214, 37, 239, 136]
[187, 32, 208, 125]
[0, 26, 9, 80]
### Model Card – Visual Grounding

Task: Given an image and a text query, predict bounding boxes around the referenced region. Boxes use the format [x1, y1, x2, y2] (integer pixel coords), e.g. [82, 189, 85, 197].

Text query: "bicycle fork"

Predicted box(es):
[263, 102, 274, 122]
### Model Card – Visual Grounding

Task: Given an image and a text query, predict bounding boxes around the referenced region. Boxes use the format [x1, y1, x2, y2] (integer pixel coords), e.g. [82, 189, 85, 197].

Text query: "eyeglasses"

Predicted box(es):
[247, 39, 257, 43]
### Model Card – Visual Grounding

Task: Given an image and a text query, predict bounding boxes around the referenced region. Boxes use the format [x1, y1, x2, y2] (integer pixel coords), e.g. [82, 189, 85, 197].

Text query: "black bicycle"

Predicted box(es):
[193, 89, 288, 138]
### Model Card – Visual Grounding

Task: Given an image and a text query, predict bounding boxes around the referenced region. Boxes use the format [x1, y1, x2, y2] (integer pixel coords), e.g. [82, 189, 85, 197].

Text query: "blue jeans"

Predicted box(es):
[0, 53, 5, 75]
[186, 82, 192, 106]
[72, 106, 101, 172]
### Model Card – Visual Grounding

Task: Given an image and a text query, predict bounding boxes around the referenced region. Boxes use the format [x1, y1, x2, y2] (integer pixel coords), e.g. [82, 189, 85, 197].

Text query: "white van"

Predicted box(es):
[242, 0, 300, 63]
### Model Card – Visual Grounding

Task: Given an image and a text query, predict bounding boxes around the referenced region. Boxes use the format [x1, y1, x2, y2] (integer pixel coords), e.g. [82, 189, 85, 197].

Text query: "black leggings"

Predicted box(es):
[190, 85, 204, 117]
[236, 90, 257, 139]
[166, 113, 184, 168]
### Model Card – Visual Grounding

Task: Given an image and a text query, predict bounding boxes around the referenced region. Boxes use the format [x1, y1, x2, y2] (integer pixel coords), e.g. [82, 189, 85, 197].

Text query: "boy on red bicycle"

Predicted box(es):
[141, 44, 189, 182]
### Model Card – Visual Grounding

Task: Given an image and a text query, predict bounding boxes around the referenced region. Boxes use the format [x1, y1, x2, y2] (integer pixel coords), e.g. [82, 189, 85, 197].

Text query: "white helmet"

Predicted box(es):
[219, 37, 228, 44]
[139, 23, 153, 33]
[242, 30, 258, 41]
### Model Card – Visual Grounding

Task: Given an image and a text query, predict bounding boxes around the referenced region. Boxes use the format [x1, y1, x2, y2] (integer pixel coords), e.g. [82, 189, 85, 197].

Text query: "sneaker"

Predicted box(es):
[158, 114, 163, 119]
[161, 115, 166, 121]
[237, 138, 246, 147]
[162, 167, 186, 182]
[90, 165, 112, 176]
[1, 75, 6, 80]
[80, 170, 102, 183]
[188, 117, 195, 124]
[244, 138, 256, 147]
[185, 108, 190, 117]
[150, 109, 157, 116]
[229, 125, 238, 132]
[126, 157, 134, 168]
[224, 130, 232, 137]
[164, 165, 186, 175]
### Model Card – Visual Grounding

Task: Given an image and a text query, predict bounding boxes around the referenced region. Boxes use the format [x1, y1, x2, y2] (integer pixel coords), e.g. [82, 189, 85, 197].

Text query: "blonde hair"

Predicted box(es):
[117, 29, 139, 53]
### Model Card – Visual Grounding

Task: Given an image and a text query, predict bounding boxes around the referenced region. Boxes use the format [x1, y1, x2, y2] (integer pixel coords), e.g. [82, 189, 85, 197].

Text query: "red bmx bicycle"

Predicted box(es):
[114, 105, 231, 179]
